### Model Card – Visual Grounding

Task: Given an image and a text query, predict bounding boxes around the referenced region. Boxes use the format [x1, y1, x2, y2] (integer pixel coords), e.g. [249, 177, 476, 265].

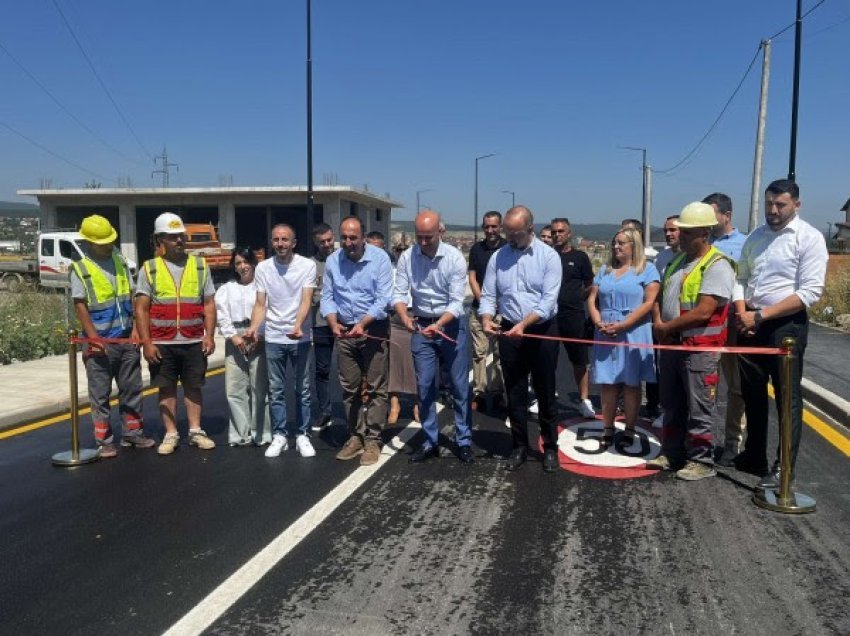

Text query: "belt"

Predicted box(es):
[414, 316, 440, 325]
[232, 319, 251, 328]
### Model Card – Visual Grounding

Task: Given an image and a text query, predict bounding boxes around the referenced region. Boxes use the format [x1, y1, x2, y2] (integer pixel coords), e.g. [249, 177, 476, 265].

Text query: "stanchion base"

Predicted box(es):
[752, 488, 816, 514]
[52, 449, 100, 467]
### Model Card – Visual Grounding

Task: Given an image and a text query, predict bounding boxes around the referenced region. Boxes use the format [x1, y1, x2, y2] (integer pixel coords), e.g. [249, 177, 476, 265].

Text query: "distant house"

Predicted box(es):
[835, 198, 850, 241]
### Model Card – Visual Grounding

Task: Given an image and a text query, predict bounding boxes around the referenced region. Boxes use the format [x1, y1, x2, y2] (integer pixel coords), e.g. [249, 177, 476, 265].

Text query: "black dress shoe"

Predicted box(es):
[733, 452, 768, 476]
[409, 445, 437, 463]
[542, 448, 558, 473]
[505, 447, 527, 471]
[458, 445, 474, 464]
[757, 468, 792, 490]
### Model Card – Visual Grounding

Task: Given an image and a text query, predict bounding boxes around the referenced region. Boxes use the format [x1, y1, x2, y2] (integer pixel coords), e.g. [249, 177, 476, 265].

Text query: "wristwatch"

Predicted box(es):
[753, 310, 764, 328]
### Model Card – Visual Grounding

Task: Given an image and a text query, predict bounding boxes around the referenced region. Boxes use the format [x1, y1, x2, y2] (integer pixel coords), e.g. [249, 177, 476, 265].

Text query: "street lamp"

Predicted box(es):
[501, 190, 515, 207]
[416, 188, 433, 213]
[306, 0, 314, 219]
[474, 153, 496, 243]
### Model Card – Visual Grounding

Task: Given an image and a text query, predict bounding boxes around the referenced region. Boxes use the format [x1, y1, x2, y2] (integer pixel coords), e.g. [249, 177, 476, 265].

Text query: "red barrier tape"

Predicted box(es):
[502, 331, 786, 356]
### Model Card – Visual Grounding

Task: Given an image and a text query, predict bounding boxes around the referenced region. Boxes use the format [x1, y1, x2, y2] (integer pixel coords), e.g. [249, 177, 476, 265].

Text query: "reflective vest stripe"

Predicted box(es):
[71, 253, 133, 338]
[143, 255, 207, 340]
[662, 247, 731, 346]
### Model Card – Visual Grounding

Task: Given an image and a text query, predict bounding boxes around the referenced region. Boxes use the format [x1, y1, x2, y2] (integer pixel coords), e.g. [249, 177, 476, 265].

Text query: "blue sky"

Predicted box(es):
[1, 0, 848, 232]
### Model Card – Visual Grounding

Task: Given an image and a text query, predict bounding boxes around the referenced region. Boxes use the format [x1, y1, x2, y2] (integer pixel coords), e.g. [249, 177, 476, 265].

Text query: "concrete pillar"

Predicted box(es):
[118, 204, 137, 264]
[218, 201, 236, 249]
[41, 202, 57, 230]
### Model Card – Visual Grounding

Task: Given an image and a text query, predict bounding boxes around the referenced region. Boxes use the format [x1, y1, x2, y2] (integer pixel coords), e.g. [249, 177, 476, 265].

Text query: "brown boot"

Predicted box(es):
[336, 435, 364, 461]
[387, 394, 401, 425]
[360, 439, 381, 466]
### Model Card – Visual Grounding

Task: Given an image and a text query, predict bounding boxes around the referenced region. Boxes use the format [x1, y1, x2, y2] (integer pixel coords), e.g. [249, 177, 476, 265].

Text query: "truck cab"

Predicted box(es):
[37, 232, 137, 289]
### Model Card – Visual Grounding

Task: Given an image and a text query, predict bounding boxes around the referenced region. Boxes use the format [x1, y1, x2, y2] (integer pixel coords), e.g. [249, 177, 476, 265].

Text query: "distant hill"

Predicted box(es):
[0, 201, 40, 218]
[390, 219, 663, 242]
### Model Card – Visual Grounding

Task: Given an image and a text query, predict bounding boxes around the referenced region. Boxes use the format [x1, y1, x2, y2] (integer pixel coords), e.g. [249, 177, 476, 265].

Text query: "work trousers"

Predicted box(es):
[498, 320, 559, 451]
[312, 325, 334, 419]
[659, 349, 720, 465]
[719, 352, 747, 453]
[738, 311, 807, 474]
[266, 341, 313, 437]
[224, 340, 271, 445]
[411, 317, 471, 449]
[84, 343, 144, 446]
[336, 320, 389, 442]
[468, 307, 504, 397]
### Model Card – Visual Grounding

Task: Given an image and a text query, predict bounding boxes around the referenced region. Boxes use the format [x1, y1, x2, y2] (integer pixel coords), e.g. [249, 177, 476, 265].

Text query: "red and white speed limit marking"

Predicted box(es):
[555, 416, 663, 480]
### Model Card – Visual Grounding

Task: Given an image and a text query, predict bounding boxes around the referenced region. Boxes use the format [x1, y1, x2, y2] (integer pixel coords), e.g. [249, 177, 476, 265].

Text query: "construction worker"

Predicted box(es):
[649, 202, 736, 481]
[135, 212, 217, 455]
[71, 214, 155, 457]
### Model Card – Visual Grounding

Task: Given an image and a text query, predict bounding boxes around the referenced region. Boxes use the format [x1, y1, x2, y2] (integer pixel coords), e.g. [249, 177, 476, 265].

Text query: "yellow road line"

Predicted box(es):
[0, 367, 224, 441]
[767, 384, 850, 458]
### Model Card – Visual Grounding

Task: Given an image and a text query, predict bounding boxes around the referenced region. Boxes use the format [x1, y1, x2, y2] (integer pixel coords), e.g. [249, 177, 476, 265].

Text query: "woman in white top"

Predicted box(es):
[215, 247, 271, 446]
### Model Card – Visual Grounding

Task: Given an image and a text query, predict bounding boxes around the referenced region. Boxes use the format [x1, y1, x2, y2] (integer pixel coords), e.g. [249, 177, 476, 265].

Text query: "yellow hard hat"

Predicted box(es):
[80, 214, 118, 244]
[676, 202, 718, 228]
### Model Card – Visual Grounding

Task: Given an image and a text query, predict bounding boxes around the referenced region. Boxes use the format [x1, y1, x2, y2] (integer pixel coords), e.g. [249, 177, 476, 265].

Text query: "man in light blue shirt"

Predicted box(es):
[702, 192, 748, 466]
[321, 216, 393, 466]
[394, 210, 473, 464]
[479, 206, 562, 472]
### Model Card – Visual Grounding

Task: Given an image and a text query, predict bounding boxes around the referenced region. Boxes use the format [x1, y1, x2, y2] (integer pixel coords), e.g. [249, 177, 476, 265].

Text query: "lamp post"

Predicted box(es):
[788, 0, 803, 182]
[501, 189, 515, 207]
[621, 145, 650, 246]
[306, 0, 314, 219]
[474, 153, 496, 243]
[416, 188, 433, 213]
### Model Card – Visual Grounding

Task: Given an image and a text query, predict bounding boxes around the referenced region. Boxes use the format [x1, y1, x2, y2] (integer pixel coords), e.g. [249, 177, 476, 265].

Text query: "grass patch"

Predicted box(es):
[0, 292, 70, 364]
[812, 269, 850, 326]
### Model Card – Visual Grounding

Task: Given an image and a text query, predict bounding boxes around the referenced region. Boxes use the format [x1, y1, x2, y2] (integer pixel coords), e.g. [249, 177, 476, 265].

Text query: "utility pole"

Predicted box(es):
[152, 146, 178, 188]
[306, 0, 315, 219]
[750, 40, 771, 233]
[788, 0, 803, 181]
[643, 164, 652, 248]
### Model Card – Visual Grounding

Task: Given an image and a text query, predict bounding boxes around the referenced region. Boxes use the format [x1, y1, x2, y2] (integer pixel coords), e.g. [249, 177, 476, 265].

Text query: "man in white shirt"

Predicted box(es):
[246, 224, 317, 459]
[733, 179, 828, 487]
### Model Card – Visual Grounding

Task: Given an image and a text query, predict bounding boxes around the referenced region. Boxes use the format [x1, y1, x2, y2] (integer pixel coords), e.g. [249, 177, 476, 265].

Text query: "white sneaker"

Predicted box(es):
[528, 398, 539, 414]
[579, 399, 596, 418]
[265, 434, 288, 458]
[295, 434, 316, 458]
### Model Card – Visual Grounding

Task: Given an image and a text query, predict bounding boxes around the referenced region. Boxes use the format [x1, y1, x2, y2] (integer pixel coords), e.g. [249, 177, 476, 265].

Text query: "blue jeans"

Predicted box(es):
[265, 341, 312, 437]
[411, 318, 471, 449]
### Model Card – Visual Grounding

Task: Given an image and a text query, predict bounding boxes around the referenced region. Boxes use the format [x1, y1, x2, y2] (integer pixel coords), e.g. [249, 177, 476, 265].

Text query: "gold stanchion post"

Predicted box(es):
[52, 328, 100, 467]
[752, 336, 816, 513]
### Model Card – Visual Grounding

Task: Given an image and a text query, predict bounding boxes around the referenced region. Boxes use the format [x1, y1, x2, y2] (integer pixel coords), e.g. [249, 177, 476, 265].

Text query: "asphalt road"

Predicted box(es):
[1, 353, 849, 635]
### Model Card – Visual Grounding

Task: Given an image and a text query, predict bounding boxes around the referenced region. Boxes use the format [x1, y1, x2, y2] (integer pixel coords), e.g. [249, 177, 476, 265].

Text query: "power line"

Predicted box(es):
[0, 38, 145, 167]
[655, 45, 762, 175]
[808, 13, 850, 37]
[0, 120, 114, 183]
[766, 0, 827, 40]
[50, 0, 153, 160]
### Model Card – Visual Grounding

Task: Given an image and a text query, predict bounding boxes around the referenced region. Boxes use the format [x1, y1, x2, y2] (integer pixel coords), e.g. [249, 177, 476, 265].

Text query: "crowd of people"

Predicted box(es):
[70, 177, 827, 484]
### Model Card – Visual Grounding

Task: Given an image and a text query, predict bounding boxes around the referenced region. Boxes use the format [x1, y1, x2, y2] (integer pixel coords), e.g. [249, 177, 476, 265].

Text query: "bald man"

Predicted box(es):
[321, 216, 394, 466]
[394, 211, 473, 464]
[480, 206, 562, 472]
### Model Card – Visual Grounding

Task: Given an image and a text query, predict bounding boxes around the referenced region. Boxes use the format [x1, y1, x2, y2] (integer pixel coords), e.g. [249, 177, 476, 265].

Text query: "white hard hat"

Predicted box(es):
[154, 212, 186, 234]
[676, 202, 717, 228]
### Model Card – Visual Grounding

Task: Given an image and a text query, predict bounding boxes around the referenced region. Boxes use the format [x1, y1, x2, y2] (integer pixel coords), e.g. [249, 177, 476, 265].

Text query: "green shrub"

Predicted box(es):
[0, 292, 71, 364]
[812, 270, 850, 324]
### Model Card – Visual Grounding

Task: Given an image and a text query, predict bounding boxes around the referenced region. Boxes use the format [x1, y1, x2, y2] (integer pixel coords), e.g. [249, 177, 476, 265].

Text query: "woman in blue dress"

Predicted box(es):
[587, 228, 660, 449]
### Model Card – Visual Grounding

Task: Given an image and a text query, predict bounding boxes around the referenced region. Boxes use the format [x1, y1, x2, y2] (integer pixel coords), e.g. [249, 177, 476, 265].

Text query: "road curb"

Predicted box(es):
[0, 358, 225, 436]
[801, 377, 850, 428]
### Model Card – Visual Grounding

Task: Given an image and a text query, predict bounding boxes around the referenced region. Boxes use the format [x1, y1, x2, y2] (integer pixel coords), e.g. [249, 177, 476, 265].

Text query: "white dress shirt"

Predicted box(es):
[734, 215, 828, 309]
[393, 241, 467, 318]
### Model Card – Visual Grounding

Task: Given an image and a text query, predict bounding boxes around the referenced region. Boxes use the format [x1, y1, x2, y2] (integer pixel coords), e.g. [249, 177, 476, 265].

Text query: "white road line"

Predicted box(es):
[163, 421, 423, 636]
[165, 360, 478, 635]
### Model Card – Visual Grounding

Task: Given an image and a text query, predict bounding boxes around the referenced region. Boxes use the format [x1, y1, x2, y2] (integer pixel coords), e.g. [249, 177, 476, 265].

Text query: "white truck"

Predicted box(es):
[0, 231, 136, 292]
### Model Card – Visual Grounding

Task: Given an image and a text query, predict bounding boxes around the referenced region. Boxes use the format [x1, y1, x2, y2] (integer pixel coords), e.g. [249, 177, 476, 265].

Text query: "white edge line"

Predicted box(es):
[163, 421, 423, 636]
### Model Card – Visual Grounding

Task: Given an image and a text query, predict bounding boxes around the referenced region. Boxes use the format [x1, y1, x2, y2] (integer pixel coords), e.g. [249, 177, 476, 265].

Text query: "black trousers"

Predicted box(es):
[737, 310, 808, 474]
[498, 319, 559, 451]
